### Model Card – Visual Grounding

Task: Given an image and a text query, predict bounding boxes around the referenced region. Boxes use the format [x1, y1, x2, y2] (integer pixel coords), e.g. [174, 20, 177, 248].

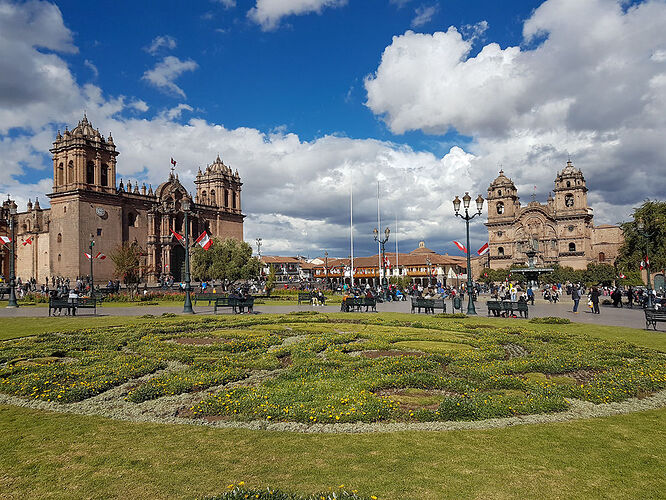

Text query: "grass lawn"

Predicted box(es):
[1, 313, 666, 499]
[1, 404, 665, 499]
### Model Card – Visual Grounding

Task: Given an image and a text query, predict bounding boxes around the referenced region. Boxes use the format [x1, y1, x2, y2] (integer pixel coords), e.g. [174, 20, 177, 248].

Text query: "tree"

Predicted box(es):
[191, 237, 261, 285]
[583, 263, 616, 286]
[266, 264, 277, 293]
[616, 200, 666, 280]
[109, 241, 144, 298]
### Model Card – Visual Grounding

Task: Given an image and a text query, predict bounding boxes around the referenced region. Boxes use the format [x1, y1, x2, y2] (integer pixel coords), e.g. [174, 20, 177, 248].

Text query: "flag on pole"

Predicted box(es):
[95, 252, 106, 260]
[22, 237, 32, 246]
[195, 231, 212, 250]
[170, 157, 177, 167]
[170, 229, 185, 246]
[477, 242, 489, 256]
[453, 240, 467, 253]
[0, 236, 10, 245]
[84, 252, 92, 260]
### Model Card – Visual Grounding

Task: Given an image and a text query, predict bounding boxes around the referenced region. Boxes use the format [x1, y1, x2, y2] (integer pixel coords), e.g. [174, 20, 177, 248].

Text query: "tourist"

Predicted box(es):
[527, 286, 535, 305]
[590, 286, 601, 314]
[571, 285, 581, 314]
[627, 287, 634, 308]
[68, 288, 79, 316]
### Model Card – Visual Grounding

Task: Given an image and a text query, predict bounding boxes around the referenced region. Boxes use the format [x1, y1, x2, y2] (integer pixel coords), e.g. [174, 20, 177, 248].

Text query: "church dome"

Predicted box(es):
[206, 155, 232, 175]
[490, 170, 516, 188]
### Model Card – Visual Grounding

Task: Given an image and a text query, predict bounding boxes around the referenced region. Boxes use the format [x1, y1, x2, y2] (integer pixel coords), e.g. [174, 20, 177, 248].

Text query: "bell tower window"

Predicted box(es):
[68, 161, 74, 183]
[566, 181, 571, 187]
[569, 242, 576, 252]
[498, 247, 505, 256]
[86, 161, 95, 184]
[101, 164, 108, 187]
[224, 190, 229, 208]
[496, 202, 504, 214]
[232, 191, 237, 209]
[599, 252, 605, 262]
[57, 163, 64, 185]
[565, 194, 574, 207]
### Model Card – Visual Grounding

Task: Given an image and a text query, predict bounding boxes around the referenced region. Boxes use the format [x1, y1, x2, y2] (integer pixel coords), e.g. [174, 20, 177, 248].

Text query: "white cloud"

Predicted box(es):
[248, 0, 347, 31]
[142, 56, 199, 98]
[390, 0, 413, 8]
[365, 0, 666, 222]
[160, 103, 194, 119]
[84, 59, 98, 78]
[129, 99, 149, 112]
[411, 4, 438, 28]
[144, 35, 177, 55]
[215, 0, 236, 8]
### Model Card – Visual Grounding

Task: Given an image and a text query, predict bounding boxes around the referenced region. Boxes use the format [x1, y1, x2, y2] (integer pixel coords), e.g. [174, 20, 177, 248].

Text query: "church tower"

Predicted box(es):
[50, 113, 119, 195]
[553, 159, 588, 215]
[486, 170, 519, 221]
[195, 155, 242, 214]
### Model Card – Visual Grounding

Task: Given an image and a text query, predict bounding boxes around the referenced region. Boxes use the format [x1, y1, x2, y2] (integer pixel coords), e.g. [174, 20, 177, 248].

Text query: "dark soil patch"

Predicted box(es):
[171, 337, 231, 346]
[278, 354, 292, 367]
[503, 343, 530, 360]
[360, 350, 425, 359]
[547, 370, 598, 385]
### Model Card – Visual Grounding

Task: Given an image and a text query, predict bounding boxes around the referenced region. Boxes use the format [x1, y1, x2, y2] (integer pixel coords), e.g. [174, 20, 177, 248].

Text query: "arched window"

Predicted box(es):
[86, 161, 95, 184]
[598, 252, 605, 262]
[57, 233, 62, 243]
[566, 181, 571, 187]
[57, 163, 64, 185]
[128, 213, 137, 227]
[498, 190, 502, 196]
[232, 191, 237, 209]
[569, 242, 576, 252]
[496, 202, 504, 215]
[210, 189, 216, 206]
[63, 206, 67, 214]
[224, 190, 229, 207]
[68, 161, 74, 183]
[101, 164, 108, 187]
[565, 194, 574, 207]
[58, 254, 61, 262]
[498, 247, 505, 256]
[201, 190, 207, 204]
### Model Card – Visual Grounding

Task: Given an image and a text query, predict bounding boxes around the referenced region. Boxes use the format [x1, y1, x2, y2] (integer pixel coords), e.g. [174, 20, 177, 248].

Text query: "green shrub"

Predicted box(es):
[529, 317, 571, 324]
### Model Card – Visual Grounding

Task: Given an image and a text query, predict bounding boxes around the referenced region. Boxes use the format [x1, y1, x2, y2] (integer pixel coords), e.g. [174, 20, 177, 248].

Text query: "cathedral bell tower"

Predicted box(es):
[553, 160, 588, 215]
[50, 113, 119, 195]
[486, 170, 519, 222]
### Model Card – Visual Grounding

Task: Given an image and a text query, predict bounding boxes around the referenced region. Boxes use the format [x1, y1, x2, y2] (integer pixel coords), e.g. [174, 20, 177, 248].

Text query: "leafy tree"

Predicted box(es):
[583, 263, 617, 286]
[266, 264, 277, 293]
[191, 238, 260, 285]
[109, 241, 144, 298]
[479, 268, 510, 284]
[616, 200, 666, 280]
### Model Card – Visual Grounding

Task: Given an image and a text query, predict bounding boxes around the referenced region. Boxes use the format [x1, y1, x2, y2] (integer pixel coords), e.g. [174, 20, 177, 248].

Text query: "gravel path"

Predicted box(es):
[2, 386, 665, 434]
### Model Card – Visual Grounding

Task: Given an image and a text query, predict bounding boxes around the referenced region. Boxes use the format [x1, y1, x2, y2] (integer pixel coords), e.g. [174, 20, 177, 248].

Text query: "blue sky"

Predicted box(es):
[1, 0, 665, 258]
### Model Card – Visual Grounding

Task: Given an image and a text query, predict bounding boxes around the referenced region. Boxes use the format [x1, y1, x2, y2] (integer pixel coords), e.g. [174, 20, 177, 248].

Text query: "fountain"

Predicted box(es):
[509, 238, 553, 286]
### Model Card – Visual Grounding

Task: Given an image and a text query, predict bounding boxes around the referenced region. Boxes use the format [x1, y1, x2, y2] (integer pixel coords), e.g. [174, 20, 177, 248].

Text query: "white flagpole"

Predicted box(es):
[377, 181, 381, 283]
[395, 212, 399, 281]
[350, 168, 354, 287]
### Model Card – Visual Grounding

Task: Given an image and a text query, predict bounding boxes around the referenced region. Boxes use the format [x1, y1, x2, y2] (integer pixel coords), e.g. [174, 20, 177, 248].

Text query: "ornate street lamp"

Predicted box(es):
[4, 199, 18, 308]
[453, 191, 485, 315]
[373, 226, 390, 299]
[637, 218, 654, 308]
[89, 235, 95, 296]
[426, 256, 432, 286]
[324, 250, 329, 289]
[182, 199, 194, 314]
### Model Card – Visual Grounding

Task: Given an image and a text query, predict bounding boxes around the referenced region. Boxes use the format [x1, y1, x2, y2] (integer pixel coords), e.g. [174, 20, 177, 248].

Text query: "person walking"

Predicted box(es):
[590, 286, 601, 314]
[627, 287, 634, 308]
[571, 285, 580, 313]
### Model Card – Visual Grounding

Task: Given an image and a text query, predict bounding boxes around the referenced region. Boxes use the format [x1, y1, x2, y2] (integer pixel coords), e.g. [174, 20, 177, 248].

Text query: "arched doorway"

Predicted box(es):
[654, 274, 665, 294]
[171, 245, 185, 282]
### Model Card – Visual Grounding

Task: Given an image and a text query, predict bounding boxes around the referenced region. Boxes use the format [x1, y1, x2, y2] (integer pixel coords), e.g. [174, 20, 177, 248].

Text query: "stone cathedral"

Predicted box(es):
[0, 114, 244, 284]
[485, 161, 623, 271]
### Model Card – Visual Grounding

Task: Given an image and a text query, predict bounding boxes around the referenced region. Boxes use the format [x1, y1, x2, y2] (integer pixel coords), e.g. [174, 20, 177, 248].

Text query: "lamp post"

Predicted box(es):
[453, 192, 485, 315]
[324, 250, 329, 289]
[182, 199, 194, 314]
[256, 238, 262, 258]
[89, 235, 95, 296]
[373, 227, 390, 299]
[426, 257, 432, 287]
[5, 200, 18, 308]
[637, 218, 654, 308]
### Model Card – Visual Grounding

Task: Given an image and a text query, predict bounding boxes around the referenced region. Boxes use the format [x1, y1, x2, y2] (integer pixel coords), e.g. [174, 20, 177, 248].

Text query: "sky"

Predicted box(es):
[1, 0, 665, 259]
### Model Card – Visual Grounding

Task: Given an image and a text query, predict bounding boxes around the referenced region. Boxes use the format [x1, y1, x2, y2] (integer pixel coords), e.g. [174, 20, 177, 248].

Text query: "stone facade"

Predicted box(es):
[1, 114, 244, 285]
[485, 161, 623, 271]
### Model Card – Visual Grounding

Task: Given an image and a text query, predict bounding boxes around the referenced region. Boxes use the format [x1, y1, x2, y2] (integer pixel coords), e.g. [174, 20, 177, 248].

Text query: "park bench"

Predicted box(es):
[487, 300, 529, 318]
[213, 296, 254, 314]
[48, 297, 97, 316]
[411, 297, 446, 314]
[644, 308, 666, 330]
[298, 292, 326, 305]
[194, 293, 221, 306]
[341, 297, 377, 312]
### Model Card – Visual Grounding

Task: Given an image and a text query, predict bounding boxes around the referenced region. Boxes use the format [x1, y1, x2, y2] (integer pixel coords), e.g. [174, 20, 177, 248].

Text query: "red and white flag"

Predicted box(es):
[170, 157, 177, 167]
[95, 252, 106, 260]
[477, 242, 489, 256]
[453, 240, 467, 253]
[84, 252, 92, 260]
[619, 273, 626, 279]
[640, 256, 650, 270]
[384, 256, 391, 269]
[22, 237, 32, 246]
[170, 229, 185, 246]
[195, 231, 212, 250]
[0, 236, 10, 245]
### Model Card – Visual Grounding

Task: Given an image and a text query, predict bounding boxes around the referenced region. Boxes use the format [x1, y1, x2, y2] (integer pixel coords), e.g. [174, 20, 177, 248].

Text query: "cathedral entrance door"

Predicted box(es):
[171, 245, 185, 282]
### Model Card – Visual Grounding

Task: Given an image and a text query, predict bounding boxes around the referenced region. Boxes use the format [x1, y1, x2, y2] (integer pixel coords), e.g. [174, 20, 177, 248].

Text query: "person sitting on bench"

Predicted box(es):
[68, 288, 79, 316]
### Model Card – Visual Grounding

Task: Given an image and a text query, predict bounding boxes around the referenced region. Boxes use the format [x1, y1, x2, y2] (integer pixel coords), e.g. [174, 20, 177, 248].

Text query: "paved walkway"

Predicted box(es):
[0, 295, 654, 330]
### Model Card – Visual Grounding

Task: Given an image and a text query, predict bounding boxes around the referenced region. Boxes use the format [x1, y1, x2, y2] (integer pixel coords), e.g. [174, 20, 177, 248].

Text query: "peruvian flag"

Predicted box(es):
[477, 242, 489, 256]
[453, 240, 467, 253]
[170, 229, 185, 246]
[640, 256, 650, 270]
[195, 231, 212, 250]
[384, 256, 391, 269]
[84, 252, 92, 260]
[619, 273, 626, 279]
[95, 252, 106, 260]
[170, 157, 177, 167]
[22, 237, 32, 246]
[0, 236, 10, 245]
